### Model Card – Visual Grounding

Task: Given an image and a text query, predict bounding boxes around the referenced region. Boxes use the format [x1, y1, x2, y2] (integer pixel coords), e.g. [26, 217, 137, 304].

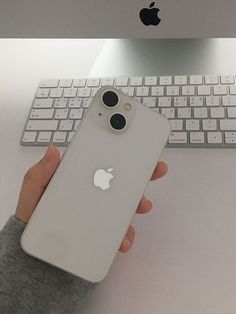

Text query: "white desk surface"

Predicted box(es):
[0, 39, 236, 314]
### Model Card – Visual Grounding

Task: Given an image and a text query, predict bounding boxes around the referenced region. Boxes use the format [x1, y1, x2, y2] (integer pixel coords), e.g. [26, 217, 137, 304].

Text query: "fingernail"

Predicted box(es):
[124, 238, 131, 250]
[43, 145, 54, 162]
[147, 199, 152, 208]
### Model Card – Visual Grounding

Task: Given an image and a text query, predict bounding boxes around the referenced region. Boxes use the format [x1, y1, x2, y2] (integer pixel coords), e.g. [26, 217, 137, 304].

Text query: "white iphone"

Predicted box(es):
[21, 86, 171, 283]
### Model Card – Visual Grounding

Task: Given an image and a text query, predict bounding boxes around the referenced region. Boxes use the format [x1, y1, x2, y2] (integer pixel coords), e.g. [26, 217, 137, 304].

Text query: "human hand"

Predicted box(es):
[15, 145, 168, 253]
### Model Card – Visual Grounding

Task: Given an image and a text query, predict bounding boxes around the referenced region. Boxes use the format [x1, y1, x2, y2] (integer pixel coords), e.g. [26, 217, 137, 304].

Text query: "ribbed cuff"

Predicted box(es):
[0, 215, 97, 314]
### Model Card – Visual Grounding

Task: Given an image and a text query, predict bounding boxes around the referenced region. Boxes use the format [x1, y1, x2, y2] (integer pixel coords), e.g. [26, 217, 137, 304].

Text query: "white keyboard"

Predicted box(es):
[21, 75, 236, 147]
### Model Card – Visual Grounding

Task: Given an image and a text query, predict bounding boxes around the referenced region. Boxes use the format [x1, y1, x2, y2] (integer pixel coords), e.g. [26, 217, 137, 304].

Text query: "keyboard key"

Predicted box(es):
[115, 77, 129, 87]
[222, 95, 236, 106]
[37, 132, 52, 143]
[50, 88, 63, 98]
[159, 76, 172, 85]
[119, 86, 134, 96]
[142, 97, 156, 108]
[227, 107, 236, 118]
[190, 75, 203, 85]
[220, 74, 235, 84]
[36, 88, 50, 98]
[68, 131, 75, 143]
[22, 131, 37, 143]
[54, 98, 68, 108]
[68, 98, 82, 108]
[178, 108, 191, 118]
[144, 76, 157, 86]
[63, 88, 77, 98]
[26, 120, 58, 131]
[210, 107, 224, 118]
[207, 132, 222, 144]
[202, 119, 217, 130]
[182, 86, 195, 96]
[55, 109, 69, 119]
[194, 108, 208, 118]
[220, 119, 236, 131]
[52, 131, 67, 143]
[39, 79, 59, 88]
[151, 86, 164, 96]
[130, 76, 143, 86]
[30, 109, 54, 119]
[229, 85, 236, 95]
[161, 108, 175, 119]
[69, 109, 83, 119]
[225, 132, 236, 144]
[174, 97, 187, 107]
[87, 78, 100, 87]
[158, 97, 172, 107]
[169, 132, 187, 144]
[33, 99, 53, 108]
[174, 76, 187, 85]
[205, 96, 220, 106]
[92, 87, 100, 96]
[213, 85, 227, 95]
[101, 77, 114, 86]
[225, 137, 236, 144]
[82, 98, 92, 108]
[190, 132, 205, 144]
[170, 119, 183, 131]
[205, 75, 218, 84]
[166, 86, 180, 96]
[197, 85, 211, 95]
[59, 120, 74, 131]
[73, 78, 86, 87]
[136, 86, 149, 97]
[74, 120, 81, 130]
[59, 79, 72, 88]
[78, 88, 91, 97]
[186, 119, 200, 131]
[189, 96, 204, 107]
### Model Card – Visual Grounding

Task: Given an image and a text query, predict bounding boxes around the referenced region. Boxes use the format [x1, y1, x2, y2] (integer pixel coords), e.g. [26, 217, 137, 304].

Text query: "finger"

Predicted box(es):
[15, 146, 61, 222]
[136, 196, 152, 214]
[119, 225, 135, 253]
[151, 161, 168, 181]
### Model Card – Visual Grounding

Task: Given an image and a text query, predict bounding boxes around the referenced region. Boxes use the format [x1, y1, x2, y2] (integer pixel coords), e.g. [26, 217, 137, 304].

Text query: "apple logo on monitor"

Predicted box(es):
[139, 2, 161, 26]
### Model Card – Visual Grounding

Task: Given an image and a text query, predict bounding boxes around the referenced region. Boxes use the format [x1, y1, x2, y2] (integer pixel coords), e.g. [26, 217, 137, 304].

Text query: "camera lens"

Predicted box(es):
[109, 113, 127, 131]
[102, 91, 119, 108]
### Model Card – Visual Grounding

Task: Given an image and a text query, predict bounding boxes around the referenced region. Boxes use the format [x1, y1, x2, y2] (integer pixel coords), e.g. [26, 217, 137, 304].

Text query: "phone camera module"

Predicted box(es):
[102, 91, 119, 108]
[109, 113, 127, 131]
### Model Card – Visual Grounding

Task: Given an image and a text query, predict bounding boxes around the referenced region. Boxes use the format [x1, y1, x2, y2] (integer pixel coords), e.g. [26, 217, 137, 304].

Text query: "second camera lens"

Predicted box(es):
[109, 113, 127, 131]
[102, 91, 119, 108]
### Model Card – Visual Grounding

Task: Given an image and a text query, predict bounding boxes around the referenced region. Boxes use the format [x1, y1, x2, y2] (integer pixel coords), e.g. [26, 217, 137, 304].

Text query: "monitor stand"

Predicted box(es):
[89, 38, 236, 77]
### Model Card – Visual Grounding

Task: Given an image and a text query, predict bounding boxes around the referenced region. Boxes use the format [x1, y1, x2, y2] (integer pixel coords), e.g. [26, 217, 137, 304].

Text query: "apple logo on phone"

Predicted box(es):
[139, 1, 161, 26]
[94, 168, 114, 190]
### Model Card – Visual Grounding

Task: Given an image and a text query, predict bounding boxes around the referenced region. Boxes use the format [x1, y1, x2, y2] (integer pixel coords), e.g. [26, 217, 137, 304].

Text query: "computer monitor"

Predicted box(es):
[0, 0, 235, 38]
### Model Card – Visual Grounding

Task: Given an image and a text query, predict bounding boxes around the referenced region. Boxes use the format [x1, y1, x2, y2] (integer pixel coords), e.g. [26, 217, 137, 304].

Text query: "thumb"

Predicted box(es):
[15, 145, 61, 223]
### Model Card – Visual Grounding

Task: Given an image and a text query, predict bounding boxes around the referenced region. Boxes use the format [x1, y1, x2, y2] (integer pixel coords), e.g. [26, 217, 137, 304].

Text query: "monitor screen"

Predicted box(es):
[0, 0, 236, 38]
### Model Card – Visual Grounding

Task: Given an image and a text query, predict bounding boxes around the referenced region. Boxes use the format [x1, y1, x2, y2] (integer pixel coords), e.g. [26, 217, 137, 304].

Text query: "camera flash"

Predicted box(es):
[124, 103, 132, 111]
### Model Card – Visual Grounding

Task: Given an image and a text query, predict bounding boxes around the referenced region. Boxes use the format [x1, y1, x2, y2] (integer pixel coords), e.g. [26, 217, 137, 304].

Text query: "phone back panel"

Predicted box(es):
[21, 86, 170, 282]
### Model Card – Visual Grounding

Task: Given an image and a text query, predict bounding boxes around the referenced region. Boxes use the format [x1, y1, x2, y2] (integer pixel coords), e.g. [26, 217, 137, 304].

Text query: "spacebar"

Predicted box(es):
[220, 119, 236, 130]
